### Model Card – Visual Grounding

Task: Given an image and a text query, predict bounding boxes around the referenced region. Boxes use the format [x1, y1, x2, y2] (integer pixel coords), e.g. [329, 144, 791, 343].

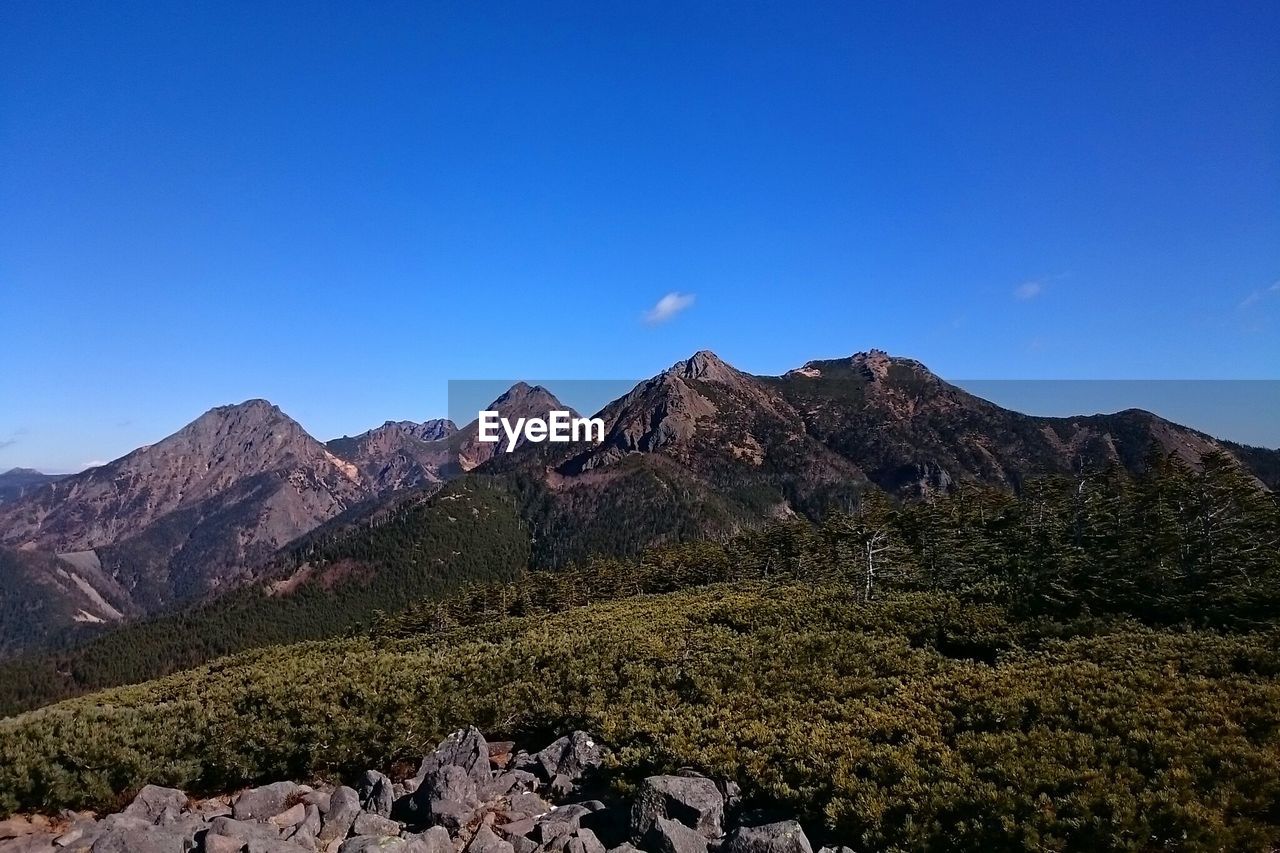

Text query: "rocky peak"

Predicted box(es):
[850, 349, 894, 381]
[666, 350, 744, 385]
[486, 383, 570, 417]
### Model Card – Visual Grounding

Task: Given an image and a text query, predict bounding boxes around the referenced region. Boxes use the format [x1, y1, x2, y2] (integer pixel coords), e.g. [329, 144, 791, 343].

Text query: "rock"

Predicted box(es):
[270, 804, 309, 829]
[194, 801, 235, 820]
[301, 791, 332, 814]
[547, 775, 573, 800]
[207, 816, 283, 845]
[607, 845, 644, 853]
[402, 764, 481, 830]
[646, 818, 707, 853]
[725, 822, 812, 853]
[425, 799, 474, 834]
[359, 772, 395, 819]
[494, 816, 535, 840]
[632, 777, 723, 841]
[487, 742, 516, 770]
[203, 836, 245, 853]
[244, 842, 313, 853]
[816, 847, 854, 853]
[509, 839, 537, 853]
[534, 805, 592, 845]
[352, 814, 401, 838]
[338, 838, 407, 853]
[89, 824, 201, 853]
[401, 826, 451, 853]
[318, 787, 360, 843]
[533, 733, 602, 783]
[563, 829, 607, 853]
[716, 781, 742, 814]
[503, 793, 552, 820]
[122, 785, 190, 825]
[415, 727, 490, 785]
[479, 770, 538, 801]
[234, 783, 301, 822]
[465, 825, 513, 853]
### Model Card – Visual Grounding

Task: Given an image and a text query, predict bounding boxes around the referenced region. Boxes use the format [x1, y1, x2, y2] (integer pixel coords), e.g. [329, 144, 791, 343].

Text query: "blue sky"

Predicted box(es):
[2, 1, 1277, 471]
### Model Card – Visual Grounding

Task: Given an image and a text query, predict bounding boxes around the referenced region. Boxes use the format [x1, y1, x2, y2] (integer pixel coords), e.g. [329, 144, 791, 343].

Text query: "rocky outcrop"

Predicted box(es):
[0, 730, 820, 853]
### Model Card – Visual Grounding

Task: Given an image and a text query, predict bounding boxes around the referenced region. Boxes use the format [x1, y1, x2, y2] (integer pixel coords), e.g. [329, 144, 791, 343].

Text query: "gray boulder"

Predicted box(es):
[725, 822, 813, 853]
[352, 814, 401, 837]
[122, 785, 190, 825]
[202, 836, 245, 853]
[533, 733, 602, 783]
[402, 826, 452, 853]
[233, 783, 300, 822]
[563, 829, 608, 853]
[632, 777, 723, 841]
[647, 817, 708, 853]
[338, 838, 407, 853]
[90, 823, 201, 853]
[465, 825, 513, 853]
[207, 816, 283, 845]
[405, 764, 481, 830]
[359, 772, 396, 819]
[534, 805, 592, 845]
[243, 839, 314, 853]
[415, 727, 490, 785]
[318, 786, 360, 843]
[479, 770, 538, 801]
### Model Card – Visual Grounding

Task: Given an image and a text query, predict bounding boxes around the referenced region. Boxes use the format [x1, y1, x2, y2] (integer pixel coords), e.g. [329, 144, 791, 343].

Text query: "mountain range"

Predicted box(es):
[0, 348, 1275, 660]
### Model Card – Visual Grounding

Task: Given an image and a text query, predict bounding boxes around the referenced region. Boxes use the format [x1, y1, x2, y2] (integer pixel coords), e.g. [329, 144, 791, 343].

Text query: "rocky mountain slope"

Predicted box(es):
[0, 400, 369, 616]
[0, 387, 569, 658]
[494, 348, 1273, 565]
[327, 418, 458, 492]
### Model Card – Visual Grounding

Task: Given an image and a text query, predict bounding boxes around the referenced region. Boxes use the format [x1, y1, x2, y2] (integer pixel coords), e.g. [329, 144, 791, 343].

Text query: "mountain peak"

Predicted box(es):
[668, 350, 741, 384]
[487, 383, 565, 411]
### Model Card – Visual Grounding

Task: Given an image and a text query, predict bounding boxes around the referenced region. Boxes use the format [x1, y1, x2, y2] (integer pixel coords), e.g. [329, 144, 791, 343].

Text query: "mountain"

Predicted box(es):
[0, 399, 369, 617]
[449, 382, 575, 472]
[1, 349, 1276, 673]
[490, 349, 1277, 564]
[327, 418, 457, 492]
[0, 468, 65, 505]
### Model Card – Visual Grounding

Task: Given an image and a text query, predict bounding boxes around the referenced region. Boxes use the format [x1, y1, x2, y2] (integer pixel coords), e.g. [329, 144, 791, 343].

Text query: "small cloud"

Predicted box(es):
[643, 292, 696, 325]
[1013, 280, 1044, 301]
[0, 439, 16, 451]
[1239, 280, 1280, 309]
[81, 460, 108, 469]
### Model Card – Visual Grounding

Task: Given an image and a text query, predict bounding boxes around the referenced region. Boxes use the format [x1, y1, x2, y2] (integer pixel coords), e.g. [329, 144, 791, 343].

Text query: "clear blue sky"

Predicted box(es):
[2, 1, 1277, 471]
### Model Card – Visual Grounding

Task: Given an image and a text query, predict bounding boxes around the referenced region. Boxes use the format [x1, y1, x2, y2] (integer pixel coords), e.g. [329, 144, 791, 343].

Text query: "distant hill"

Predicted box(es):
[0, 468, 65, 505]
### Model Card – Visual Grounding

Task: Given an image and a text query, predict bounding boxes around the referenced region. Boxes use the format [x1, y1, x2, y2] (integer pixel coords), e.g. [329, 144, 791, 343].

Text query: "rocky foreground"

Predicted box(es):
[0, 729, 836, 853]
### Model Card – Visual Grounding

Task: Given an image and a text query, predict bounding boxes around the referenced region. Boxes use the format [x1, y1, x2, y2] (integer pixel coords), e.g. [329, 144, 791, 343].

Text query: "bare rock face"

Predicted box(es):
[326, 419, 458, 492]
[0, 400, 373, 634]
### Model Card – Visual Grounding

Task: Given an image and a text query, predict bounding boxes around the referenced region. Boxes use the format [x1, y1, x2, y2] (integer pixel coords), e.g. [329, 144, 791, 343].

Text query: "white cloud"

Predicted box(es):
[1013, 280, 1044, 301]
[81, 460, 108, 469]
[1239, 280, 1280, 309]
[643, 292, 696, 325]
